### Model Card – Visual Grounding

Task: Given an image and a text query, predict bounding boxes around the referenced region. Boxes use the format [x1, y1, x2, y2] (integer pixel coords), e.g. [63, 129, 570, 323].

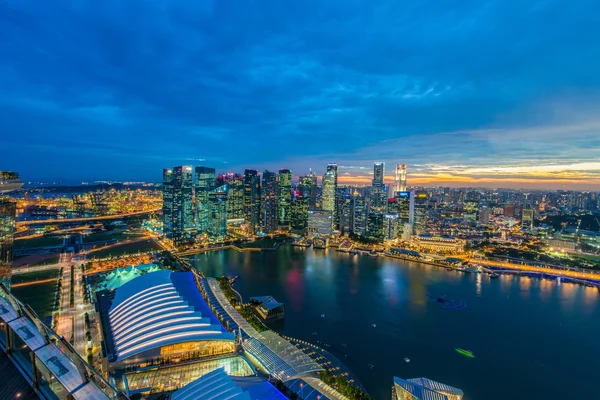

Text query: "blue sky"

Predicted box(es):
[1, 0, 599, 189]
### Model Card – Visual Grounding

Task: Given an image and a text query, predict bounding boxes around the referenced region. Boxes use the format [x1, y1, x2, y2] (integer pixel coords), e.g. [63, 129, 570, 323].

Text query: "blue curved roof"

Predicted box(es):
[108, 270, 233, 361]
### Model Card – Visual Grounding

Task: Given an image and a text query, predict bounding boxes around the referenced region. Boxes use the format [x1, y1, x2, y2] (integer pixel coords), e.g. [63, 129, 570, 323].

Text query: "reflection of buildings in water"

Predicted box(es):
[539, 278, 554, 300]
[519, 277, 532, 298]
[499, 274, 513, 291]
[559, 283, 577, 312]
[583, 286, 599, 309]
[476, 273, 482, 296]
[379, 264, 402, 306]
[285, 268, 304, 313]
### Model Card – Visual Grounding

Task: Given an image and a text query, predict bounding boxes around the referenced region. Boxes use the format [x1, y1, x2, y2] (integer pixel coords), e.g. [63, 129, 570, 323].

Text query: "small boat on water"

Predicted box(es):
[455, 348, 475, 358]
[404, 357, 410, 363]
[369, 250, 378, 257]
[489, 273, 499, 279]
[321, 314, 326, 318]
[371, 324, 377, 328]
[446, 267, 453, 271]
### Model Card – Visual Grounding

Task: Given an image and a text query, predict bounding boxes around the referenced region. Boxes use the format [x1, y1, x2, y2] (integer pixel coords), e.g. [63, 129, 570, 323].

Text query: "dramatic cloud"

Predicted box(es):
[1, 0, 599, 188]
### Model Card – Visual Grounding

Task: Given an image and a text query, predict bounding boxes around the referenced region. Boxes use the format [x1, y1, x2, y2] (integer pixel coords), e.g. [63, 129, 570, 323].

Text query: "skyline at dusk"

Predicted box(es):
[2, 0, 600, 189]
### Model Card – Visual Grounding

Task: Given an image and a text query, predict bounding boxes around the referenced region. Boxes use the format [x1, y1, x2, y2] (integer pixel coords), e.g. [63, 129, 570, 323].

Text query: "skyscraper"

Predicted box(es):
[394, 164, 407, 193]
[195, 166, 216, 233]
[370, 162, 387, 213]
[353, 196, 367, 235]
[162, 166, 193, 244]
[261, 170, 278, 233]
[410, 190, 428, 235]
[321, 169, 336, 213]
[298, 170, 318, 208]
[217, 173, 244, 220]
[208, 184, 228, 241]
[277, 169, 292, 227]
[243, 169, 261, 234]
[366, 212, 384, 241]
[396, 191, 411, 236]
[339, 195, 354, 235]
[290, 191, 309, 233]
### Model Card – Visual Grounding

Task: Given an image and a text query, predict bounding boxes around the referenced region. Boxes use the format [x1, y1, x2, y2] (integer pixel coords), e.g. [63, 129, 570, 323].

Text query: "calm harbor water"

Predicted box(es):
[190, 246, 600, 400]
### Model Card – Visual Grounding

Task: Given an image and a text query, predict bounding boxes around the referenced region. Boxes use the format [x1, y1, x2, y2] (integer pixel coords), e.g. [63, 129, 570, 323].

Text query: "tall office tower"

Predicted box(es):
[409, 190, 428, 235]
[339, 196, 354, 235]
[261, 170, 278, 234]
[208, 184, 228, 241]
[522, 206, 534, 230]
[394, 164, 407, 193]
[277, 169, 292, 227]
[298, 171, 318, 208]
[243, 169, 261, 234]
[384, 214, 399, 240]
[370, 162, 387, 213]
[162, 166, 193, 244]
[0, 199, 17, 288]
[217, 173, 244, 220]
[327, 163, 339, 224]
[321, 169, 337, 213]
[290, 191, 309, 233]
[503, 204, 515, 218]
[366, 212, 385, 241]
[353, 196, 367, 235]
[195, 166, 216, 233]
[479, 207, 490, 225]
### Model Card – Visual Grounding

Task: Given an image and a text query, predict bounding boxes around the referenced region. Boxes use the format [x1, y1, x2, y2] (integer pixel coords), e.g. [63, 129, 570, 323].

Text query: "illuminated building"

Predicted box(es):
[195, 166, 216, 233]
[261, 170, 278, 233]
[277, 169, 292, 227]
[394, 164, 407, 193]
[339, 195, 354, 235]
[384, 214, 399, 240]
[0, 199, 16, 288]
[307, 210, 332, 235]
[410, 190, 428, 235]
[243, 169, 261, 233]
[370, 162, 387, 213]
[393, 376, 463, 400]
[163, 166, 193, 244]
[298, 170, 318, 208]
[217, 173, 244, 220]
[396, 191, 411, 225]
[478, 206, 490, 225]
[0, 171, 23, 194]
[99, 270, 235, 372]
[522, 206, 534, 230]
[353, 196, 367, 235]
[321, 164, 338, 217]
[290, 191, 309, 234]
[366, 212, 384, 241]
[411, 235, 465, 254]
[208, 184, 228, 241]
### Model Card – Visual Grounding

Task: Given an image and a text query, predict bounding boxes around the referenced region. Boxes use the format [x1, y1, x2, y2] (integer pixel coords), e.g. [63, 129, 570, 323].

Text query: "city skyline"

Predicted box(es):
[2, 1, 600, 189]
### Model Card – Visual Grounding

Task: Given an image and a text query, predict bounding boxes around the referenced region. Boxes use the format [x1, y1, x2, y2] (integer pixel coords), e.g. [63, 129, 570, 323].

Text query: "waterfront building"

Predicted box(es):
[163, 166, 194, 244]
[298, 170, 318, 208]
[410, 235, 465, 254]
[366, 212, 385, 241]
[353, 196, 367, 235]
[410, 190, 428, 235]
[217, 173, 245, 220]
[98, 270, 235, 372]
[195, 166, 216, 233]
[0, 198, 16, 288]
[0, 171, 23, 194]
[208, 184, 228, 241]
[243, 169, 261, 234]
[261, 170, 278, 234]
[290, 191, 309, 234]
[250, 296, 285, 321]
[307, 210, 333, 235]
[370, 162, 388, 213]
[321, 166, 337, 216]
[384, 214, 399, 240]
[277, 169, 293, 227]
[393, 376, 463, 400]
[394, 164, 407, 193]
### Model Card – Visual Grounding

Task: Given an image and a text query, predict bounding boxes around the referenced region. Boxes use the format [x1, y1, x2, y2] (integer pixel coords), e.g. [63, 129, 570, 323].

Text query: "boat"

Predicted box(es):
[455, 348, 475, 358]
[368, 250, 378, 257]
[367, 364, 375, 369]
[321, 314, 325, 318]
[446, 267, 453, 271]
[371, 323, 377, 328]
[404, 358, 410, 363]
[489, 273, 499, 279]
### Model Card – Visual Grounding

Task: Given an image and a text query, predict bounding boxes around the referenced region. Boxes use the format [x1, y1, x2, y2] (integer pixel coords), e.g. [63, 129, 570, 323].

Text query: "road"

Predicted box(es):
[17, 208, 160, 227]
[468, 258, 600, 281]
[12, 263, 63, 275]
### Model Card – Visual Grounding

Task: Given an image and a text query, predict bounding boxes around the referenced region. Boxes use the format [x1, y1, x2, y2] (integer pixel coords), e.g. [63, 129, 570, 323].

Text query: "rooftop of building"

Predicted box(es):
[393, 376, 463, 400]
[105, 270, 234, 362]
